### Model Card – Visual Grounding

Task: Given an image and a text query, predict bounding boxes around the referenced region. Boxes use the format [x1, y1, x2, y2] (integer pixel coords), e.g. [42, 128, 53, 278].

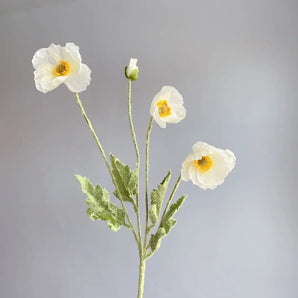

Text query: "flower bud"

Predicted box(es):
[125, 58, 139, 81]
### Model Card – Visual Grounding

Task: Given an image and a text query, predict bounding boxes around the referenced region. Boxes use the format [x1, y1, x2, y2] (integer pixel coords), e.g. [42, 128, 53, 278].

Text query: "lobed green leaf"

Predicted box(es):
[148, 194, 187, 257]
[110, 154, 138, 205]
[149, 171, 171, 227]
[76, 175, 125, 231]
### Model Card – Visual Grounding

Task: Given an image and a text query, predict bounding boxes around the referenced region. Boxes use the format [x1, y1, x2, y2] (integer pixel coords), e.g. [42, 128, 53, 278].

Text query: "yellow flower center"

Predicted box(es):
[193, 156, 213, 173]
[53, 60, 70, 76]
[157, 99, 171, 118]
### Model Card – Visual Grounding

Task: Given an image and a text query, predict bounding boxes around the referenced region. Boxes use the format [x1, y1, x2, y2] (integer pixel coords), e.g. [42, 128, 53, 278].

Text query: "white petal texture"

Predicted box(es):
[181, 142, 236, 190]
[32, 42, 91, 93]
[150, 86, 186, 128]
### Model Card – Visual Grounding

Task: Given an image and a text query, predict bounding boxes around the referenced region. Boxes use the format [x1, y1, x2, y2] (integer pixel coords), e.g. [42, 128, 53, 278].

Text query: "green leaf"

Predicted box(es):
[76, 175, 125, 231]
[149, 171, 171, 227]
[148, 227, 166, 252]
[162, 195, 187, 229]
[110, 154, 138, 205]
[148, 194, 187, 256]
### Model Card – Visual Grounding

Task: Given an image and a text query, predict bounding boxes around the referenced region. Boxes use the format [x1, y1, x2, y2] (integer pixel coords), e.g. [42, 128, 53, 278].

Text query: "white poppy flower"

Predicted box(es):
[32, 43, 91, 93]
[125, 57, 139, 81]
[150, 86, 186, 128]
[181, 142, 236, 190]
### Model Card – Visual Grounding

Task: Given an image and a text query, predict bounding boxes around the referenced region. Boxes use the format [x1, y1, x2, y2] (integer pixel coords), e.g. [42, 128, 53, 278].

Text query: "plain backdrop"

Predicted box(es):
[0, 0, 297, 297]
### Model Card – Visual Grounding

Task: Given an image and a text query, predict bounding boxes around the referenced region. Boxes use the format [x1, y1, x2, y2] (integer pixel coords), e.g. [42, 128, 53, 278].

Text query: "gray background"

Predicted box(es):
[0, 0, 297, 297]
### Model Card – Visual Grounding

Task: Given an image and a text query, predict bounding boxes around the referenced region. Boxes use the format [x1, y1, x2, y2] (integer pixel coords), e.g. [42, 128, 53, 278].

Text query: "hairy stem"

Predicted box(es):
[137, 257, 146, 298]
[75, 92, 112, 176]
[127, 79, 142, 246]
[144, 117, 153, 248]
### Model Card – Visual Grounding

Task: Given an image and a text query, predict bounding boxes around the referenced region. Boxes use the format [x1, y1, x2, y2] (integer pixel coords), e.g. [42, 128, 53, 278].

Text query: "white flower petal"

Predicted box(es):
[192, 142, 216, 156]
[47, 43, 64, 64]
[150, 86, 186, 128]
[188, 166, 198, 184]
[181, 142, 236, 190]
[34, 64, 66, 93]
[153, 109, 166, 128]
[65, 42, 82, 64]
[64, 64, 91, 93]
[159, 86, 172, 98]
[165, 105, 186, 123]
[32, 48, 56, 69]
[33, 42, 91, 93]
[181, 164, 190, 181]
[167, 86, 184, 105]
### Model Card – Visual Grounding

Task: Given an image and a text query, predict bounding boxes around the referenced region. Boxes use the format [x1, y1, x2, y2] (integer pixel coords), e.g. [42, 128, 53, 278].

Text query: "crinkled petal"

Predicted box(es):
[47, 43, 77, 66]
[192, 142, 215, 155]
[47, 43, 64, 64]
[165, 105, 186, 123]
[159, 86, 172, 99]
[167, 86, 184, 105]
[181, 154, 194, 181]
[188, 166, 198, 185]
[150, 85, 186, 127]
[34, 64, 66, 93]
[32, 48, 56, 69]
[181, 142, 236, 190]
[65, 42, 82, 64]
[150, 91, 162, 116]
[64, 63, 91, 93]
[153, 109, 166, 128]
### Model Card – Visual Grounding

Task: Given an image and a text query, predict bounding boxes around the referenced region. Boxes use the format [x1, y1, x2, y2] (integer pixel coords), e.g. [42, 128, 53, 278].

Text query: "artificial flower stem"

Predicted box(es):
[137, 257, 146, 298]
[161, 175, 182, 220]
[75, 92, 139, 247]
[144, 116, 153, 248]
[127, 79, 142, 245]
[120, 199, 140, 249]
[75, 92, 112, 176]
[127, 79, 140, 184]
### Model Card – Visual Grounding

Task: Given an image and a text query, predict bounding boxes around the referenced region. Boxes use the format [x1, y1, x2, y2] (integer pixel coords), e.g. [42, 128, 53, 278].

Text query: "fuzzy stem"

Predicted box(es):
[137, 257, 146, 298]
[144, 117, 153, 248]
[127, 79, 142, 245]
[75, 92, 112, 176]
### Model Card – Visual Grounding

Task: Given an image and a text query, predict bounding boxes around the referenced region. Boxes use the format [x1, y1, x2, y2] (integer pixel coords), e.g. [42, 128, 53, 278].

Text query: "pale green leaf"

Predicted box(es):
[76, 175, 125, 231]
[148, 194, 187, 256]
[149, 171, 171, 227]
[148, 227, 166, 252]
[110, 154, 138, 205]
[162, 195, 187, 225]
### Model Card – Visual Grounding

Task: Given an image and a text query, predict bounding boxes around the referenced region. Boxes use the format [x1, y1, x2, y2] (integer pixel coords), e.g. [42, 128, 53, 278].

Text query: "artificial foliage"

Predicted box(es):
[32, 43, 236, 298]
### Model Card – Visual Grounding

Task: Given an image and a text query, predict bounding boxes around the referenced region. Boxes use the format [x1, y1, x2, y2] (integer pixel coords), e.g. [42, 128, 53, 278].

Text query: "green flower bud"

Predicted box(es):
[125, 58, 139, 81]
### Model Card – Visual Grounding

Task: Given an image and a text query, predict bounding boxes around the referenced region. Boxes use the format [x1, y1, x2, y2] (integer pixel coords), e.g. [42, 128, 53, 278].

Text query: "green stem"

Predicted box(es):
[144, 117, 153, 248]
[120, 200, 140, 249]
[161, 175, 182, 220]
[127, 80, 140, 169]
[74, 92, 139, 247]
[75, 92, 112, 177]
[127, 79, 142, 245]
[137, 257, 146, 298]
